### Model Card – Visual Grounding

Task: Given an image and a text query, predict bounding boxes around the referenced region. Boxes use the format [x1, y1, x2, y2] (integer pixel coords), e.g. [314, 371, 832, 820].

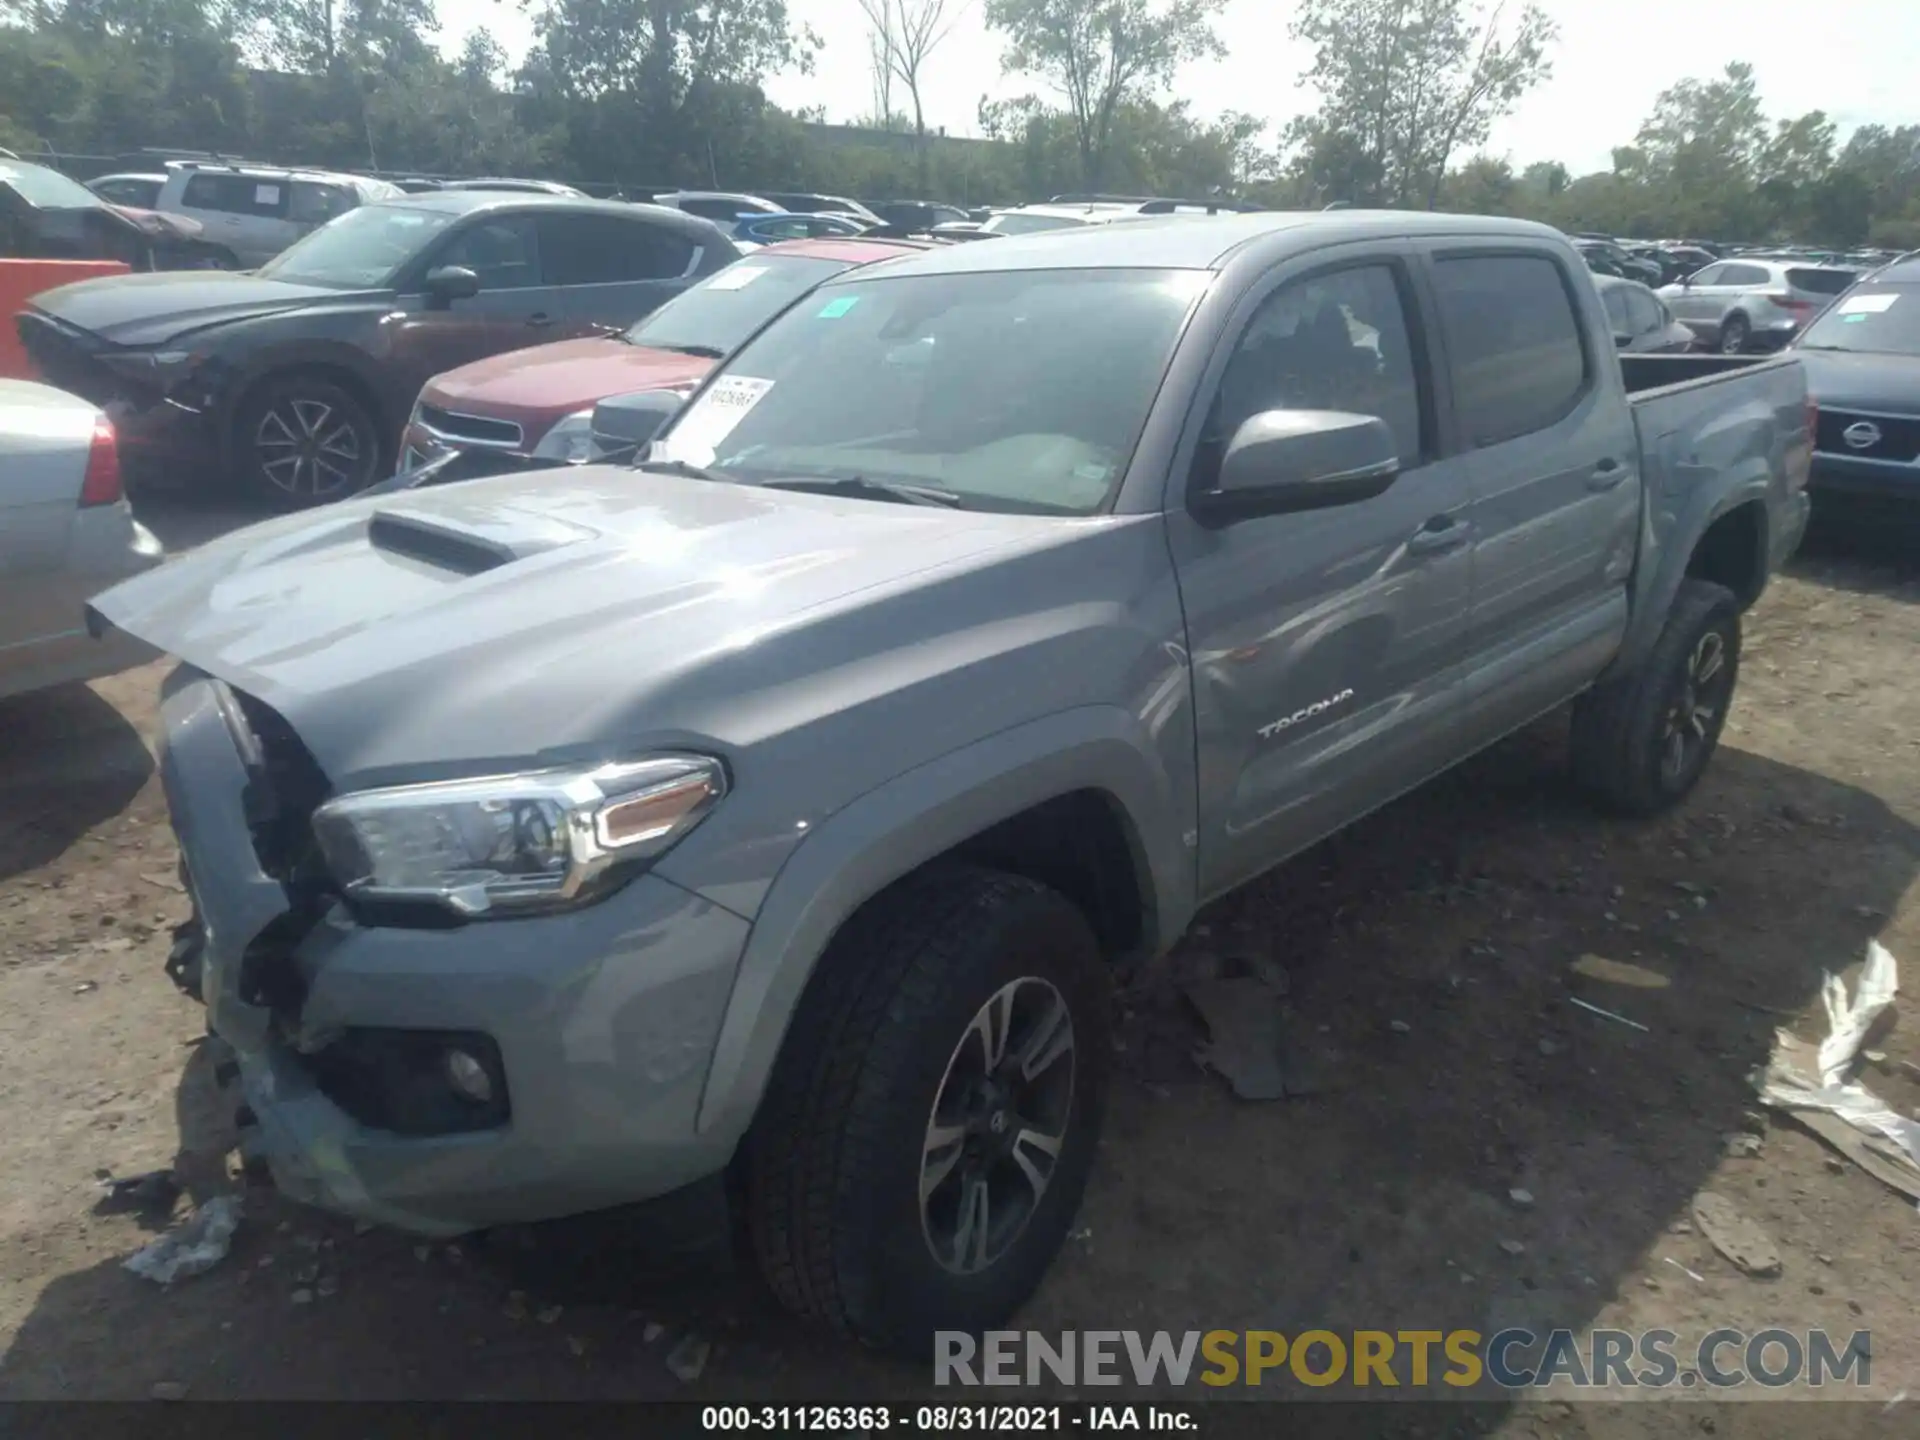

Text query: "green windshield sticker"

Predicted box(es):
[817, 295, 860, 319]
[1842, 313, 1868, 323]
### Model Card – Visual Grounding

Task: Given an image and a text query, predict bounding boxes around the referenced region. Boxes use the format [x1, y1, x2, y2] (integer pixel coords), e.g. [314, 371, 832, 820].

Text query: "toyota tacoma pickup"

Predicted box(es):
[90, 212, 1811, 1356]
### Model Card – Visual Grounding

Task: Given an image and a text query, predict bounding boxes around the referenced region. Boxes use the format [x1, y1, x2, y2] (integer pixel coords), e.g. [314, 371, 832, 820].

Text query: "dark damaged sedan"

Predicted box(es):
[16, 192, 737, 507]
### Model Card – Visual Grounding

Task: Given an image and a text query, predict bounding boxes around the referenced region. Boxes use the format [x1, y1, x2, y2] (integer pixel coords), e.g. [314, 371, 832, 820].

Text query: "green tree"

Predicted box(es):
[983, 0, 1227, 188]
[1287, 0, 1557, 207]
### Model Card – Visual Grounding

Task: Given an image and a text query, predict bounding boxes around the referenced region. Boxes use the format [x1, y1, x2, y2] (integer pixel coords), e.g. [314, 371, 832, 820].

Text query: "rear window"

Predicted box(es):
[627, 255, 850, 354]
[1433, 255, 1589, 446]
[1787, 268, 1858, 296]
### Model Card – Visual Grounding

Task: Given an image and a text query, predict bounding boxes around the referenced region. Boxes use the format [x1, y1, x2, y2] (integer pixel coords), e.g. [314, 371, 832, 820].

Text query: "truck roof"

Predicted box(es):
[880, 210, 1570, 276]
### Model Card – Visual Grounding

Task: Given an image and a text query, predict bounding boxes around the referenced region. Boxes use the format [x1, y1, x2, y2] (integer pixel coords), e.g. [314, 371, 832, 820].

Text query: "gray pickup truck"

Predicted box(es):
[91, 212, 1811, 1356]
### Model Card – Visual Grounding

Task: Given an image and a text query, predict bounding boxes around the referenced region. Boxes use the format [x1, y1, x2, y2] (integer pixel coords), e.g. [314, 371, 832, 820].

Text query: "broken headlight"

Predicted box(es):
[311, 755, 726, 920]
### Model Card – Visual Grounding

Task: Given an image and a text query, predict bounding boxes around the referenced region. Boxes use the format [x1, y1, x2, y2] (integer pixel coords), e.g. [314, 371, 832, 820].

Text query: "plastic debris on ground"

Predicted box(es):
[1184, 977, 1288, 1100]
[123, 1195, 243, 1285]
[1691, 1191, 1781, 1276]
[1757, 940, 1920, 1203]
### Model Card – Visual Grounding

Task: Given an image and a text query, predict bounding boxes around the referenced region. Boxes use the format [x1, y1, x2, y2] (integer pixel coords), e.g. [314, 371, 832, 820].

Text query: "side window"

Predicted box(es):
[537, 214, 693, 285]
[679, 197, 739, 222]
[1720, 264, 1768, 287]
[1202, 263, 1426, 474]
[1626, 288, 1664, 335]
[1601, 285, 1632, 332]
[433, 216, 541, 290]
[291, 182, 353, 226]
[180, 174, 237, 213]
[1432, 254, 1589, 447]
[1690, 263, 1726, 286]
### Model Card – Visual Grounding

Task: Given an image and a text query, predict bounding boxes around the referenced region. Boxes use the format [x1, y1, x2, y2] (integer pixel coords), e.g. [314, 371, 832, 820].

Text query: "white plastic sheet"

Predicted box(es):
[1758, 941, 1920, 1191]
[123, 1195, 242, 1285]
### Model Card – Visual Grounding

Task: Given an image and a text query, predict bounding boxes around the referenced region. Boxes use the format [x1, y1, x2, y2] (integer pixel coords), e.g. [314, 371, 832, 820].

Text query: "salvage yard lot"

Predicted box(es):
[2, 500, 1919, 1435]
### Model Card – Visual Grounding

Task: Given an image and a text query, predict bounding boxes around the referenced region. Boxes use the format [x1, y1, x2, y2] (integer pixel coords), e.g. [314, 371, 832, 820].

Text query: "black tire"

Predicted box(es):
[1718, 313, 1751, 354]
[232, 373, 383, 509]
[745, 864, 1110, 1357]
[1570, 578, 1741, 816]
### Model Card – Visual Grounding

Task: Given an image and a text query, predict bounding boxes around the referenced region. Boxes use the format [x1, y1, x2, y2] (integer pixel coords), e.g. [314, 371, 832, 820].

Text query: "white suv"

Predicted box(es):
[155, 162, 402, 268]
[1660, 258, 1860, 353]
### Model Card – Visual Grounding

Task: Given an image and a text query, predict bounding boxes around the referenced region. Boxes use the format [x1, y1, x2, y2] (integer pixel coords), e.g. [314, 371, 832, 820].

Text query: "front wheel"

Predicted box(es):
[745, 865, 1110, 1356]
[1570, 578, 1741, 816]
[233, 375, 383, 509]
[1718, 313, 1751, 354]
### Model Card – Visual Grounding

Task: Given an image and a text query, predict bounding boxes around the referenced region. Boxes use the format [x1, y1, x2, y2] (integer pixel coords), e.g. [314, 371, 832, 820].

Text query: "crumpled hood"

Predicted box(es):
[421, 338, 709, 435]
[1799, 348, 1920, 415]
[91, 465, 1062, 785]
[26, 270, 367, 348]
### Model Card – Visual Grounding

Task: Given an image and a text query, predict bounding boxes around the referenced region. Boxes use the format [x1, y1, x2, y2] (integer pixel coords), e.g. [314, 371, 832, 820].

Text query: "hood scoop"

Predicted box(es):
[366, 503, 595, 575]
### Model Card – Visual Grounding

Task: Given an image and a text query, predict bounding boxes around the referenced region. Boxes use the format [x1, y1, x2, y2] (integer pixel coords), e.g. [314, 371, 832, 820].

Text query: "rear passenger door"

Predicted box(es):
[534, 211, 700, 332]
[1421, 246, 1639, 734]
[1165, 245, 1480, 900]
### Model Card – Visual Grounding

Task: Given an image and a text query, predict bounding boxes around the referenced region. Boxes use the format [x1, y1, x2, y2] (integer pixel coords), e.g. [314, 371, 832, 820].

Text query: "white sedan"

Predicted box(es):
[0, 380, 163, 699]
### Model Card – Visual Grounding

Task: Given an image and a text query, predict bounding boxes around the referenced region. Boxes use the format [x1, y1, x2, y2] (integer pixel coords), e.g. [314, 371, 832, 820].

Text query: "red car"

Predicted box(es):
[399, 236, 941, 478]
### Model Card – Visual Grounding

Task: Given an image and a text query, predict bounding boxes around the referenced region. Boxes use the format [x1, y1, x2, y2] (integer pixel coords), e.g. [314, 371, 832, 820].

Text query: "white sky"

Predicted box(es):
[446, 0, 1917, 177]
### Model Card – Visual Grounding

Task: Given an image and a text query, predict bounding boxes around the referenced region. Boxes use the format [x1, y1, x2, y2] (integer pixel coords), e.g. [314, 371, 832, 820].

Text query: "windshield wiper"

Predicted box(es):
[634, 457, 736, 484]
[757, 475, 965, 508]
[630, 340, 726, 358]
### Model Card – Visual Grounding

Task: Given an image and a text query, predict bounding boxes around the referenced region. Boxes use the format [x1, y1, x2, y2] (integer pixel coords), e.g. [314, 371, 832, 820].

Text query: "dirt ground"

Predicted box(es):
[3, 496, 1920, 1435]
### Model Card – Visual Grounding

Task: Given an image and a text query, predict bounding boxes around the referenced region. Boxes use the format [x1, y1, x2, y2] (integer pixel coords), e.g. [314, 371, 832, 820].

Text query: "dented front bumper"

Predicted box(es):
[160, 674, 751, 1235]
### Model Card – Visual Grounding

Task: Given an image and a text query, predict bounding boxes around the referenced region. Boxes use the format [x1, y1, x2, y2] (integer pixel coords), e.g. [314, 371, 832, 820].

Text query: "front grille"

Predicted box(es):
[1816, 409, 1920, 463]
[416, 403, 524, 449]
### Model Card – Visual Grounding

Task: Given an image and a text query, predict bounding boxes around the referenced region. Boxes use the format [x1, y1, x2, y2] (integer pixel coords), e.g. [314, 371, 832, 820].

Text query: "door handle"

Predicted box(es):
[1587, 457, 1628, 491]
[527, 313, 555, 328]
[1407, 517, 1468, 556]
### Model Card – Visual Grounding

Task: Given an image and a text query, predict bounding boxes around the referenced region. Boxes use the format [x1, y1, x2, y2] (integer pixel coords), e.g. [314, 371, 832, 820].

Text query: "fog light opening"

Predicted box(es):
[444, 1047, 495, 1105]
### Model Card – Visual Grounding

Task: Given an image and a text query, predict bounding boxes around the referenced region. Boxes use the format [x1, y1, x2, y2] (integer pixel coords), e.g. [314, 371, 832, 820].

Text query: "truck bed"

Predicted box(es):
[1609, 348, 1810, 676]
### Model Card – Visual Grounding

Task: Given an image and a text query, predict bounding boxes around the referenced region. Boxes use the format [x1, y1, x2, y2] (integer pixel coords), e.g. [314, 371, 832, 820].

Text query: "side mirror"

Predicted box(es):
[424, 265, 480, 307]
[590, 387, 685, 462]
[1615, 332, 1633, 349]
[1194, 410, 1400, 522]
[1679, 274, 1694, 289]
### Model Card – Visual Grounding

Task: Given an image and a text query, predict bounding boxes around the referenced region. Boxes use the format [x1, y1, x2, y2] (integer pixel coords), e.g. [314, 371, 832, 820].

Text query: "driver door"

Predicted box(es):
[1161, 246, 1478, 901]
[382, 214, 565, 408]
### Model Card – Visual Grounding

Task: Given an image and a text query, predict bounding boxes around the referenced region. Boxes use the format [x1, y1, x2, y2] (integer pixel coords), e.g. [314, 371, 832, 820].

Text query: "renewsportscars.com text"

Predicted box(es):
[934, 1329, 1872, 1391]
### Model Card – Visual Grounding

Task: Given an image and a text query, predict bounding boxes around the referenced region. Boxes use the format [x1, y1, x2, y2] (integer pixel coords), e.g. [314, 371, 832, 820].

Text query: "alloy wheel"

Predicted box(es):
[255, 396, 367, 499]
[1660, 630, 1731, 783]
[920, 976, 1077, 1275]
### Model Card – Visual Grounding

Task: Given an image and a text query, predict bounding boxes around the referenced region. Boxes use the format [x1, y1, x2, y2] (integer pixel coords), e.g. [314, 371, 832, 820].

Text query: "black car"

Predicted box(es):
[1595, 275, 1695, 354]
[16, 192, 737, 507]
[868, 200, 973, 231]
[1794, 256, 1920, 506]
[1, 157, 219, 271]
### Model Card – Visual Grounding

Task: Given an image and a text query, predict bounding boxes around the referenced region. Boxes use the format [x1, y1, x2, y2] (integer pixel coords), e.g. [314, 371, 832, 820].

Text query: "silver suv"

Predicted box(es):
[155, 161, 402, 268]
[1660, 257, 1859, 353]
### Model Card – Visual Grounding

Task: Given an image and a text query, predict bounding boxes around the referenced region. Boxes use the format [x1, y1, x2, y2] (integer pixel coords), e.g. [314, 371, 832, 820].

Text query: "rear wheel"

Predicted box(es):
[1718, 313, 1751, 354]
[1570, 578, 1741, 816]
[232, 374, 383, 509]
[744, 865, 1110, 1356]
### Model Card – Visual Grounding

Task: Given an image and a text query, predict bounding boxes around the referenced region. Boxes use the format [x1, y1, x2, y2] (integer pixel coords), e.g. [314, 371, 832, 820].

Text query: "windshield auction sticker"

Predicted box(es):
[1838, 292, 1899, 314]
[669, 376, 774, 460]
[708, 266, 768, 291]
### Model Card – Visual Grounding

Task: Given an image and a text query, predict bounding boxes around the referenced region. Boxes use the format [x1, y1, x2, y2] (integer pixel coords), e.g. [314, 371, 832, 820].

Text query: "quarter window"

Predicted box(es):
[1433, 254, 1588, 446]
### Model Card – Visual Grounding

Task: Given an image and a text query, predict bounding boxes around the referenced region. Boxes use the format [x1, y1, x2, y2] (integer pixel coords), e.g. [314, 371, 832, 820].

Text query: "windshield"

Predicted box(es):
[257, 203, 454, 287]
[651, 266, 1207, 515]
[0, 161, 101, 210]
[983, 212, 1087, 235]
[1798, 285, 1920, 356]
[627, 255, 851, 354]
